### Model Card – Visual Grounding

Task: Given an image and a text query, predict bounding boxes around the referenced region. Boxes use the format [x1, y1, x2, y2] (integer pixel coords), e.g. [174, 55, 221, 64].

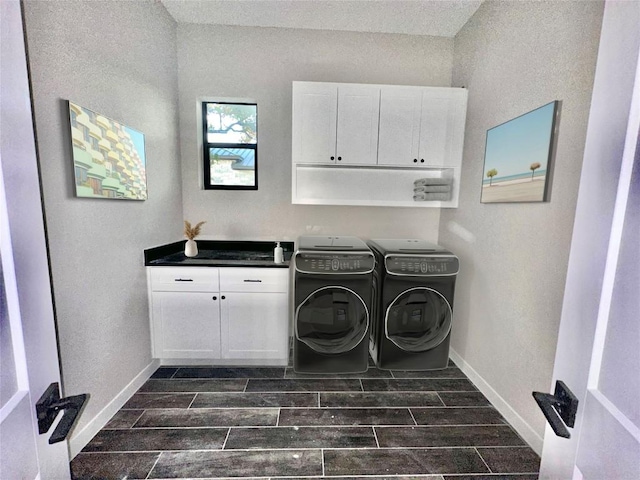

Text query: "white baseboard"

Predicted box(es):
[449, 348, 544, 455]
[68, 358, 160, 459]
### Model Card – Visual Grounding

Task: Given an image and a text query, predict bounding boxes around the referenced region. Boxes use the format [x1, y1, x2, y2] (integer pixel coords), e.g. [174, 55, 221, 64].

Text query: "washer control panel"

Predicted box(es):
[295, 252, 375, 274]
[385, 255, 459, 276]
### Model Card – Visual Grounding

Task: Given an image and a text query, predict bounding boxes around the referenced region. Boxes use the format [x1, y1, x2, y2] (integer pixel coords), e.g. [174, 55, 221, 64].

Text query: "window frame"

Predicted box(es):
[202, 101, 258, 191]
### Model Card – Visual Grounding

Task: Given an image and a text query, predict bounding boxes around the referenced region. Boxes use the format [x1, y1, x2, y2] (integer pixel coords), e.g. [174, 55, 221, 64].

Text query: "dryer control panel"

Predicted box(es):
[385, 255, 459, 276]
[295, 252, 375, 274]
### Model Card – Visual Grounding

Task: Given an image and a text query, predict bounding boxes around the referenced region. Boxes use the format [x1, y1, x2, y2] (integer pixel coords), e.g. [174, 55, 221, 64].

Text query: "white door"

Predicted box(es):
[377, 86, 423, 166]
[418, 90, 452, 167]
[220, 292, 288, 360]
[0, 0, 71, 478]
[152, 291, 221, 358]
[539, 2, 640, 478]
[291, 82, 338, 164]
[418, 88, 467, 168]
[336, 85, 380, 165]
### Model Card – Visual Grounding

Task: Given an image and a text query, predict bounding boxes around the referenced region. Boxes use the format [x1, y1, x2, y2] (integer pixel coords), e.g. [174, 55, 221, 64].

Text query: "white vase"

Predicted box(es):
[185, 239, 198, 257]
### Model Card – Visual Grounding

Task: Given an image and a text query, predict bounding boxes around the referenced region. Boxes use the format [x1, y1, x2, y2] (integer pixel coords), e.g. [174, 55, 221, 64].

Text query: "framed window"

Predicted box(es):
[202, 101, 257, 190]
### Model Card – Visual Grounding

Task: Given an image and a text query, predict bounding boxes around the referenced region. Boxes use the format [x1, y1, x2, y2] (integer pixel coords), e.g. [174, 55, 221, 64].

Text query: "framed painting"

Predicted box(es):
[481, 101, 559, 203]
[68, 101, 147, 200]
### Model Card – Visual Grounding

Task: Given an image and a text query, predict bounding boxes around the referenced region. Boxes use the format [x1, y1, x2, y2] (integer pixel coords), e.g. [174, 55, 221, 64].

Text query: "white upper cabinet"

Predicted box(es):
[377, 86, 423, 166]
[335, 85, 380, 165]
[419, 87, 467, 167]
[291, 82, 337, 164]
[377, 86, 468, 167]
[291, 81, 468, 208]
[292, 82, 380, 165]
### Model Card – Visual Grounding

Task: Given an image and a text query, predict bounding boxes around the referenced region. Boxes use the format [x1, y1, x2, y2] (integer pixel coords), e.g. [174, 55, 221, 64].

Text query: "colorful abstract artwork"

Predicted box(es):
[68, 101, 147, 200]
[481, 101, 559, 203]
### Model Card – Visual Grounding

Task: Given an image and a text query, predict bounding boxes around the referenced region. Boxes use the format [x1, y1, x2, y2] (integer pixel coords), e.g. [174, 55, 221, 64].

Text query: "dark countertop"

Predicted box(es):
[144, 240, 294, 268]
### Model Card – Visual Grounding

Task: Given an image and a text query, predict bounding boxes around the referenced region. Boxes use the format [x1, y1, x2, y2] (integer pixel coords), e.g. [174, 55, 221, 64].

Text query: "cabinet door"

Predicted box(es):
[220, 292, 289, 361]
[377, 86, 422, 166]
[336, 85, 380, 165]
[151, 291, 221, 359]
[292, 82, 337, 164]
[419, 88, 468, 167]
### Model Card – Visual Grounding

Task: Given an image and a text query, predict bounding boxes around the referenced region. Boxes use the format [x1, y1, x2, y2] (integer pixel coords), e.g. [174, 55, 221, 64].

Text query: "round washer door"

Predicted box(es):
[385, 287, 452, 352]
[296, 286, 369, 354]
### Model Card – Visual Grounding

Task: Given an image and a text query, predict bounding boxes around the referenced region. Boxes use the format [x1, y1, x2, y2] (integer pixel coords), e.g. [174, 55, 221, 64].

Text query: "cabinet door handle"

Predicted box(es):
[221, 295, 226, 300]
[212, 296, 217, 300]
[174, 278, 193, 282]
[413, 158, 418, 163]
[330, 156, 335, 160]
[337, 156, 342, 161]
[420, 159, 425, 163]
[243, 279, 263, 283]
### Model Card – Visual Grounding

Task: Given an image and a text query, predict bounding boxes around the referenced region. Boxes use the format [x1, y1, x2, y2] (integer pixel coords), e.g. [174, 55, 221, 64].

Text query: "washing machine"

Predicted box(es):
[368, 238, 459, 370]
[293, 236, 375, 373]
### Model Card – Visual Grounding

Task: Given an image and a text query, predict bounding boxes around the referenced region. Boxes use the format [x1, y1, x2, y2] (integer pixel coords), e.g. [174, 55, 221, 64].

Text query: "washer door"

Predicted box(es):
[385, 287, 452, 352]
[296, 286, 369, 354]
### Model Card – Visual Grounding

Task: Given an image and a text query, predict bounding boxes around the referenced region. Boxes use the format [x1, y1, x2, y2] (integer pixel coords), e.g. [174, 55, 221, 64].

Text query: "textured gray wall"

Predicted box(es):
[440, 0, 604, 442]
[177, 25, 454, 243]
[23, 0, 181, 436]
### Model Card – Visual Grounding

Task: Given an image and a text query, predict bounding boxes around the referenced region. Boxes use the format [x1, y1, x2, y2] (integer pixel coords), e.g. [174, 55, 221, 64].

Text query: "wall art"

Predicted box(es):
[481, 101, 559, 203]
[68, 101, 147, 200]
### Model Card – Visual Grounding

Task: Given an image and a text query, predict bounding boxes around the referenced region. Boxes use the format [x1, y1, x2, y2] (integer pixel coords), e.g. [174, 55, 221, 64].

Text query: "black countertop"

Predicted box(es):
[144, 240, 294, 268]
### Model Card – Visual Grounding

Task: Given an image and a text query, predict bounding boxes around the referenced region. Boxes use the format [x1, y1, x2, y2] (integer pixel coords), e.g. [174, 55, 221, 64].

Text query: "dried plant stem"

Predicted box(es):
[184, 220, 206, 240]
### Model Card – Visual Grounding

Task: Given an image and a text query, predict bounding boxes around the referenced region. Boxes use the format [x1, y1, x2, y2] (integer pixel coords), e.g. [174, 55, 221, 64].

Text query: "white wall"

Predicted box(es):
[22, 0, 182, 445]
[177, 25, 454, 242]
[440, 0, 604, 451]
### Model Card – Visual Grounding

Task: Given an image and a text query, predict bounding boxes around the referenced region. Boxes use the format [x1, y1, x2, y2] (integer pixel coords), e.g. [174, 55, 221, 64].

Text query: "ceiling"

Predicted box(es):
[160, 0, 483, 38]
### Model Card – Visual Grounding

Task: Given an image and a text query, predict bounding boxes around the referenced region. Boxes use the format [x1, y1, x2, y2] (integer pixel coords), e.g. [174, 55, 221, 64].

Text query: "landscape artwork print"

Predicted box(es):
[481, 101, 559, 203]
[68, 101, 147, 200]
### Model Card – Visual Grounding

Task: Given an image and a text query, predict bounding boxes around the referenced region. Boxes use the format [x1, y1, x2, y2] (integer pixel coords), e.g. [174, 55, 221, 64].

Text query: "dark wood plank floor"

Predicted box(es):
[71, 358, 540, 479]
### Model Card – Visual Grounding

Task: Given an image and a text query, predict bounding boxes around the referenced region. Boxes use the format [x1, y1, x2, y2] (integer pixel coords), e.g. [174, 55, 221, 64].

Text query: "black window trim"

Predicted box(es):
[202, 101, 258, 191]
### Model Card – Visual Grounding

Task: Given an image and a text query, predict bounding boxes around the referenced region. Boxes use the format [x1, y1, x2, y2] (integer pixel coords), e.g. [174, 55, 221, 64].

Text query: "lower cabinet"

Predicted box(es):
[148, 266, 290, 365]
[220, 292, 288, 359]
[151, 291, 221, 359]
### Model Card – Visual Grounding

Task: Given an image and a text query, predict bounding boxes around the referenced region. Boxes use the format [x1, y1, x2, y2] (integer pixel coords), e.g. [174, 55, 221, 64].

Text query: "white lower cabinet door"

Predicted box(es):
[220, 292, 289, 360]
[152, 291, 221, 358]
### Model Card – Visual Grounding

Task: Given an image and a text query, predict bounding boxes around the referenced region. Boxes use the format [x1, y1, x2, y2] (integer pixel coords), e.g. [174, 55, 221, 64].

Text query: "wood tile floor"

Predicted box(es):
[71, 358, 540, 479]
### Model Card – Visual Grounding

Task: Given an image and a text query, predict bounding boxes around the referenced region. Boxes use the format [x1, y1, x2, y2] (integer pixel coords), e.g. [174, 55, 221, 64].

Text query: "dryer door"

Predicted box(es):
[296, 286, 369, 354]
[385, 287, 452, 352]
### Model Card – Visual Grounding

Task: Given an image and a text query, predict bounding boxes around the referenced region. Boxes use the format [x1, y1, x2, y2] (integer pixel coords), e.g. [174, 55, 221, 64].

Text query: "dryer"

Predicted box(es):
[293, 236, 374, 373]
[368, 238, 459, 370]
